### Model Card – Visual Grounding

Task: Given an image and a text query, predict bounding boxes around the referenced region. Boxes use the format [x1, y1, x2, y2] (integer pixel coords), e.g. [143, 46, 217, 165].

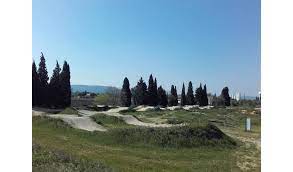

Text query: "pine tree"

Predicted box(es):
[186, 81, 195, 105]
[49, 61, 61, 107]
[32, 61, 40, 106]
[180, 83, 186, 106]
[220, 87, 231, 106]
[157, 86, 168, 107]
[120, 77, 132, 107]
[60, 61, 71, 107]
[133, 77, 148, 105]
[37, 52, 49, 106]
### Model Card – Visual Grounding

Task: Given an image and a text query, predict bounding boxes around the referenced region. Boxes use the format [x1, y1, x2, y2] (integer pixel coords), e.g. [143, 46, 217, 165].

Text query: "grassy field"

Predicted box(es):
[32, 106, 260, 171]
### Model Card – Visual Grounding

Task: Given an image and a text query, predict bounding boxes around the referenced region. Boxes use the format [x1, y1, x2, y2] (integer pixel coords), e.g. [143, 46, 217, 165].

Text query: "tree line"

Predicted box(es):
[120, 74, 230, 107]
[32, 52, 71, 108]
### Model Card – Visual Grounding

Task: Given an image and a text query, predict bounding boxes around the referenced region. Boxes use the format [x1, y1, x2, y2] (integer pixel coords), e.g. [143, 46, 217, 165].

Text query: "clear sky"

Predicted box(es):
[33, 0, 260, 96]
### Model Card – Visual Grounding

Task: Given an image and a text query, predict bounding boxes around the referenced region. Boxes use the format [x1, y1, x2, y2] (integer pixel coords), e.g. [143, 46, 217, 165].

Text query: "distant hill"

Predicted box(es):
[71, 85, 117, 93]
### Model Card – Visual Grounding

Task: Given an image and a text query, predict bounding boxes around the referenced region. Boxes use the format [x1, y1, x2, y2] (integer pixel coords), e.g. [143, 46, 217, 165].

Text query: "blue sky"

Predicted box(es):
[33, 0, 260, 96]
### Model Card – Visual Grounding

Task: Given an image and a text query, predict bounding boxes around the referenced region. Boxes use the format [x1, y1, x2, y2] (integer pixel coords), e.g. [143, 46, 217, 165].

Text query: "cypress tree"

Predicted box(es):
[60, 61, 71, 107]
[169, 85, 178, 106]
[180, 83, 186, 106]
[147, 74, 157, 106]
[49, 61, 61, 107]
[157, 86, 168, 107]
[195, 83, 203, 106]
[220, 87, 231, 106]
[37, 52, 49, 106]
[154, 78, 158, 106]
[120, 77, 132, 107]
[186, 81, 195, 105]
[32, 61, 40, 106]
[174, 86, 178, 105]
[203, 84, 208, 106]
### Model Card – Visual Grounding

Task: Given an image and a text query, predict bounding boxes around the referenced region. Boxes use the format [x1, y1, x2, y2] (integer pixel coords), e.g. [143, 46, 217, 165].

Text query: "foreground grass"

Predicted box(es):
[33, 116, 240, 171]
[32, 142, 112, 172]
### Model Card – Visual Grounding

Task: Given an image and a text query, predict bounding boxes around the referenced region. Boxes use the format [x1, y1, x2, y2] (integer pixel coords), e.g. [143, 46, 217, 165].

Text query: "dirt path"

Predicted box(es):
[76, 108, 180, 127]
[33, 106, 181, 132]
[100, 111, 177, 127]
[48, 114, 107, 132]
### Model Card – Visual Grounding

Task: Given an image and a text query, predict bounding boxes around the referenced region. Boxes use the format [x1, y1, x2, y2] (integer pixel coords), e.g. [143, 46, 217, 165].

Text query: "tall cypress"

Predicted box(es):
[37, 52, 49, 106]
[147, 74, 157, 106]
[32, 61, 40, 106]
[157, 86, 168, 107]
[180, 83, 186, 106]
[186, 81, 195, 105]
[169, 85, 178, 106]
[120, 77, 132, 107]
[174, 86, 178, 105]
[49, 61, 61, 107]
[154, 78, 158, 106]
[60, 61, 71, 107]
[203, 84, 208, 106]
[195, 83, 203, 106]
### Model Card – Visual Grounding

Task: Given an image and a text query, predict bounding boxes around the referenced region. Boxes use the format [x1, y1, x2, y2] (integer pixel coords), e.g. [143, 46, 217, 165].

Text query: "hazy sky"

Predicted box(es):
[33, 0, 260, 96]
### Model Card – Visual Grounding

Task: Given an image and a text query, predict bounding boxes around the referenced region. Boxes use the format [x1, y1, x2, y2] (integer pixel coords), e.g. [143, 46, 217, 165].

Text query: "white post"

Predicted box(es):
[245, 118, 251, 131]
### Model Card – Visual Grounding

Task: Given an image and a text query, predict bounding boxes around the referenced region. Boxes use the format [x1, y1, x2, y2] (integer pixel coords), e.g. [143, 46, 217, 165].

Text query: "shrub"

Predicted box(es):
[166, 118, 184, 124]
[109, 124, 237, 148]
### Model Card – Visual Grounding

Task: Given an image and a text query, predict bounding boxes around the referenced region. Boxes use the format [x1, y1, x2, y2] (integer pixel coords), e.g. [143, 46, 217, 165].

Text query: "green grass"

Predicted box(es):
[58, 107, 79, 115]
[33, 106, 261, 171]
[32, 142, 112, 172]
[33, 116, 241, 171]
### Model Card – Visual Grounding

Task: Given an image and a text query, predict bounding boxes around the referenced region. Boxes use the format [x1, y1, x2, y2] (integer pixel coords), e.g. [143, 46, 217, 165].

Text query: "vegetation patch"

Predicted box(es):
[109, 124, 237, 148]
[33, 116, 72, 129]
[32, 142, 112, 172]
[166, 118, 184, 124]
[91, 113, 131, 128]
[58, 107, 78, 115]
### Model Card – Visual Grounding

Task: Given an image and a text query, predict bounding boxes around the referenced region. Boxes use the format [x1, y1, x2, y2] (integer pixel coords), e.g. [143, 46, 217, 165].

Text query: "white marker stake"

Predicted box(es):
[245, 118, 251, 131]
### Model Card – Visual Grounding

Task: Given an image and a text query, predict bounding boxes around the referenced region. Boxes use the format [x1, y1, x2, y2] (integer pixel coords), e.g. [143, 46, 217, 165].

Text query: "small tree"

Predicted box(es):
[186, 81, 195, 105]
[220, 87, 231, 106]
[120, 77, 132, 107]
[180, 83, 186, 106]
